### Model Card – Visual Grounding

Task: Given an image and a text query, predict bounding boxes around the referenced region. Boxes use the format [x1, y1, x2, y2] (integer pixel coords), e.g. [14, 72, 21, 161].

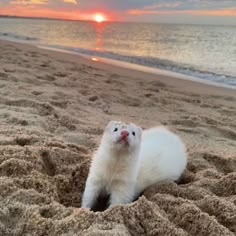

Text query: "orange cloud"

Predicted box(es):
[0, 5, 83, 20]
[63, 0, 78, 4]
[128, 7, 236, 16]
[10, 0, 47, 4]
[192, 8, 236, 16]
[144, 3, 181, 10]
[9, 0, 78, 5]
[0, 4, 114, 21]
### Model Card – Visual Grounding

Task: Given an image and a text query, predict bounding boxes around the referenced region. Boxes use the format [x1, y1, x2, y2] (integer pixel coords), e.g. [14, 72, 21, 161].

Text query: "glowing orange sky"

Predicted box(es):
[128, 8, 236, 17]
[0, 1, 236, 25]
[0, 6, 113, 22]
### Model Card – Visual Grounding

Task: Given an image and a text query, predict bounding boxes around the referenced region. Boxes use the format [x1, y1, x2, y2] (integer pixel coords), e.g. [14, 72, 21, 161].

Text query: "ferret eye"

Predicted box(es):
[114, 128, 118, 132]
[132, 132, 135, 136]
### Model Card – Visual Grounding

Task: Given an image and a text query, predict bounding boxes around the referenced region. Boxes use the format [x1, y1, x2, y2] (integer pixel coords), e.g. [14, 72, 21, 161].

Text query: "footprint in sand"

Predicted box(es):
[105, 78, 125, 87]
[88, 95, 98, 102]
[32, 91, 43, 96]
[7, 116, 29, 126]
[109, 73, 120, 79]
[1, 98, 56, 116]
[79, 89, 90, 96]
[14, 135, 38, 146]
[54, 72, 67, 77]
[0, 72, 9, 79]
[179, 97, 201, 104]
[211, 126, 236, 141]
[177, 127, 200, 134]
[93, 73, 103, 77]
[49, 100, 68, 109]
[202, 153, 236, 174]
[29, 52, 38, 58]
[40, 63, 50, 68]
[202, 116, 220, 126]
[200, 103, 220, 109]
[147, 80, 167, 89]
[3, 68, 16, 73]
[36, 74, 56, 82]
[171, 118, 199, 127]
[219, 107, 236, 116]
[144, 93, 155, 98]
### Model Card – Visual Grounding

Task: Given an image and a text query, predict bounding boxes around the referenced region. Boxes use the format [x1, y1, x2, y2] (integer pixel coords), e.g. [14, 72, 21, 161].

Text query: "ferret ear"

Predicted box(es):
[105, 120, 116, 130]
[137, 126, 143, 138]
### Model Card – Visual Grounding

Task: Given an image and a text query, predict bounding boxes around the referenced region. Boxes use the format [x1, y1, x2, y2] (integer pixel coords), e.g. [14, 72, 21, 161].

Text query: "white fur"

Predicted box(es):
[135, 126, 187, 196]
[82, 121, 142, 208]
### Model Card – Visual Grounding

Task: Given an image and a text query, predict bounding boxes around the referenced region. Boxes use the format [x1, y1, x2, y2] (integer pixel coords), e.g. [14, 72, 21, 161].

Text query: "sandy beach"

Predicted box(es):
[0, 39, 235, 235]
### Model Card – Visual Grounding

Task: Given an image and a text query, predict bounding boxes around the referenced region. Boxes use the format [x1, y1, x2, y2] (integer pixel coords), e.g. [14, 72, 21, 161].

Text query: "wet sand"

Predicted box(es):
[0, 39, 235, 235]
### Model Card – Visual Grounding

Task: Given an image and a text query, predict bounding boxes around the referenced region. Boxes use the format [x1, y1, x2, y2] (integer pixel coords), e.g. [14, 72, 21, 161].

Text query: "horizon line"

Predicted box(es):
[0, 14, 236, 27]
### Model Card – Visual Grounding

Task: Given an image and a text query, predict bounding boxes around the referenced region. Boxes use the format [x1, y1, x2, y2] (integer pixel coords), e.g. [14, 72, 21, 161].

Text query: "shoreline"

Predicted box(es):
[2, 38, 234, 96]
[36, 42, 236, 97]
[1, 36, 235, 91]
[39, 45, 236, 91]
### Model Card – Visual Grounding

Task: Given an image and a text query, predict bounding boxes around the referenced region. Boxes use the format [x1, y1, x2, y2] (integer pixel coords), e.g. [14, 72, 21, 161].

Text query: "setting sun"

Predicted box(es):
[94, 14, 105, 23]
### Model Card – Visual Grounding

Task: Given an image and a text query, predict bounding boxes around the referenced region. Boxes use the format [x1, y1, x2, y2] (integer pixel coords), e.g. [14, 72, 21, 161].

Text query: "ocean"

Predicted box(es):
[0, 17, 236, 89]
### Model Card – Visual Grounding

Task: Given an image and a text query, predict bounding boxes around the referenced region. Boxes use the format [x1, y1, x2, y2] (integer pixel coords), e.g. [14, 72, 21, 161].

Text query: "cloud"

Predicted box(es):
[130, 0, 236, 11]
[127, 0, 236, 16]
[128, 7, 236, 16]
[10, 0, 47, 4]
[3, 0, 78, 6]
[2, 0, 236, 11]
[143, 2, 181, 10]
[63, 0, 77, 4]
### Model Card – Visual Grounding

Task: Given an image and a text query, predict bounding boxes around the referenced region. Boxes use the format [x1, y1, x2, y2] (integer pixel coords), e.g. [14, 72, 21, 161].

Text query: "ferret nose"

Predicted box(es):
[121, 130, 129, 138]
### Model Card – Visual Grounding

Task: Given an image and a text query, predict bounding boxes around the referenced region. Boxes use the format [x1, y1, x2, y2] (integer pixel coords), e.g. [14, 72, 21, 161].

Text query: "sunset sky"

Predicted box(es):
[0, 0, 236, 25]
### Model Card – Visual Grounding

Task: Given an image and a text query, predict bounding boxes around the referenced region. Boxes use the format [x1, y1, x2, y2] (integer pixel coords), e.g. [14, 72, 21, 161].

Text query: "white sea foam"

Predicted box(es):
[38, 45, 236, 90]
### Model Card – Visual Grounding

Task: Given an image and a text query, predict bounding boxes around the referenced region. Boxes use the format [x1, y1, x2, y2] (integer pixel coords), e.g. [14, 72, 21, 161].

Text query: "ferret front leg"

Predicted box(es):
[81, 179, 102, 209]
[109, 184, 134, 207]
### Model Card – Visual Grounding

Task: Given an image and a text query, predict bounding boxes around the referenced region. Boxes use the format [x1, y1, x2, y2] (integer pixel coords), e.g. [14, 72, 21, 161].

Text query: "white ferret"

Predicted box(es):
[135, 126, 187, 196]
[82, 121, 142, 209]
[81, 121, 187, 209]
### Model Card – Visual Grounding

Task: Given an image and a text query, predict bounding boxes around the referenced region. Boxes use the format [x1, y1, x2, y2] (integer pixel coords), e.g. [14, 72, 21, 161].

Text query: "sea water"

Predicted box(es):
[0, 17, 236, 88]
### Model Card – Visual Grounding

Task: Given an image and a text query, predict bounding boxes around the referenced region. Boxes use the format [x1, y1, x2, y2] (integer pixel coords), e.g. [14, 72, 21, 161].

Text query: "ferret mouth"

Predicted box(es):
[117, 137, 129, 146]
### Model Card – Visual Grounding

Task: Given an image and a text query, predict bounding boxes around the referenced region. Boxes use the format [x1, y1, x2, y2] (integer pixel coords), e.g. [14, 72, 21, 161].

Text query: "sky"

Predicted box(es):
[0, 0, 236, 25]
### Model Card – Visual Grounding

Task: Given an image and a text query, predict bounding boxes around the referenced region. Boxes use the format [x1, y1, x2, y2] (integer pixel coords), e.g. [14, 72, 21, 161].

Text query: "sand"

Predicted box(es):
[0, 39, 235, 236]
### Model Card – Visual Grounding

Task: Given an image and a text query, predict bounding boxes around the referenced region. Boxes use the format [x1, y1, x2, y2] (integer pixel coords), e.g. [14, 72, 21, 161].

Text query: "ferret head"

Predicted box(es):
[102, 120, 142, 152]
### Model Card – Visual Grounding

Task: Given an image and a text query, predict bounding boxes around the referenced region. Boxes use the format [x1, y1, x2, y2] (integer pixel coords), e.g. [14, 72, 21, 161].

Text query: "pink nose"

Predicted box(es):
[121, 130, 129, 138]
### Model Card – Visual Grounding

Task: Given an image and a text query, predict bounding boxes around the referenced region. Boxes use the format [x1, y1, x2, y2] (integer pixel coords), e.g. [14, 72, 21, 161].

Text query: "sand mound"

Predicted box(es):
[0, 144, 235, 235]
[0, 40, 236, 235]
